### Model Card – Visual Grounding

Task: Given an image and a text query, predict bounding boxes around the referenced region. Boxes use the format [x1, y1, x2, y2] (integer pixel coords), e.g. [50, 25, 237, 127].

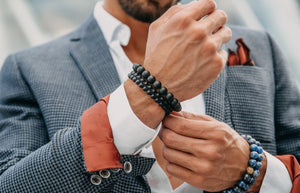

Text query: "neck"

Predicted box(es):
[103, 0, 150, 63]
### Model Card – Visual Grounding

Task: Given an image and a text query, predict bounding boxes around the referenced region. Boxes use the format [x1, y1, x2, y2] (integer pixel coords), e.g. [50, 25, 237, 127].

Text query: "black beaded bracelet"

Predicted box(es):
[222, 135, 264, 193]
[128, 63, 182, 115]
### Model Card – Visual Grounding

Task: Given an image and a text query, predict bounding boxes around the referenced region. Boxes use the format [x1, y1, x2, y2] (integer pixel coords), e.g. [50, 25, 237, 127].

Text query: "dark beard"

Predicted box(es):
[118, 0, 180, 23]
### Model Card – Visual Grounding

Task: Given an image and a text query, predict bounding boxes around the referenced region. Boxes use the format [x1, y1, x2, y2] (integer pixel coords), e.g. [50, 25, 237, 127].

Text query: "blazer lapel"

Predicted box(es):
[203, 44, 229, 122]
[69, 16, 121, 101]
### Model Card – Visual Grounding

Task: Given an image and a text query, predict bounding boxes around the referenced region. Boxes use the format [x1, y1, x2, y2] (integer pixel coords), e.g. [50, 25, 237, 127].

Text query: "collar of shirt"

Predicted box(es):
[94, 1, 130, 47]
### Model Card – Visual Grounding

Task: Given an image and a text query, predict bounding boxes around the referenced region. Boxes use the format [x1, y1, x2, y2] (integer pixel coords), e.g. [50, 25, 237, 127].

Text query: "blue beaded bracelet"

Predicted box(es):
[222, 135, 264, 193]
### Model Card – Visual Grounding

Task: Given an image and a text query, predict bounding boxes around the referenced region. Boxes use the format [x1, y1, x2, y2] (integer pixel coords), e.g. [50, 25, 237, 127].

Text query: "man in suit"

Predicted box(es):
[0, 0, 299, 192]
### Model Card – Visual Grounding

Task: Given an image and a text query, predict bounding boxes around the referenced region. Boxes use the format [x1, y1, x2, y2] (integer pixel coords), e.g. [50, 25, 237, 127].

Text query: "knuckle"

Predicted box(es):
[170, 4, 182, 12]
[224, 26, 233, 39]
[216, 10, 228, 21]
[206, 0, 217, 11]
[206, 40, 218, 53]
[190, 25, 207, 40]
[162, 147, 169, 159]
[161, 131, 174, 145]
[173, 13, 191, 27]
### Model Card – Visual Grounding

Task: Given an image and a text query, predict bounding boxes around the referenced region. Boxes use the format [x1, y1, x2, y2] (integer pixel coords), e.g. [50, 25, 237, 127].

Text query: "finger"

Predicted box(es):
[163, 145, 212, 174]
[175, 0, 216, 21]
[211, 26, 232, 48]
[159, 4, 187, 21]
[159, 127, 206, 154]
[163, 114, 216, 138]
[199, 10, 228, 35]
[172, 111, 215, 121]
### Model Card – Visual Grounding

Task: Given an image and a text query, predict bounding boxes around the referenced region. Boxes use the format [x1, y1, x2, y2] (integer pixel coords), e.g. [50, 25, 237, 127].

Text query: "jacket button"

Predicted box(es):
[90, 174, 102, 185]
[123, 161, 132, 174]
[99, 170, 110, 178]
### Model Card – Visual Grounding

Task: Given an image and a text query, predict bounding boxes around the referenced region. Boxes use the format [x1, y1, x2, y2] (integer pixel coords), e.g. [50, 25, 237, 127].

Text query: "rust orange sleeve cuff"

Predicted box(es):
[81, 95, 122, 172]
[276, 155, 300, 193]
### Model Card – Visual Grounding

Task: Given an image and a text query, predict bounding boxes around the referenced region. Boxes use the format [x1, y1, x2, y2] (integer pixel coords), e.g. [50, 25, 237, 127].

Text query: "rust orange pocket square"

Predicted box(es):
[228, 38, 255, 67]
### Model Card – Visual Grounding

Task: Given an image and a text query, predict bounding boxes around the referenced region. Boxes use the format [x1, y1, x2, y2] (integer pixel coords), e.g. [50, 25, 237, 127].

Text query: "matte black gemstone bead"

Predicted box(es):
[137, 66, 145, 74]
[159, 87, 168, 95]
[133, 63, 140, 71]
[173, 102, 182, 112]
[153, 81, 161, 89]
[147, 76, 155, 84]
[142, 70, 150, 78]
[166, 93, 174, 102]
[171, 98, 179, 108]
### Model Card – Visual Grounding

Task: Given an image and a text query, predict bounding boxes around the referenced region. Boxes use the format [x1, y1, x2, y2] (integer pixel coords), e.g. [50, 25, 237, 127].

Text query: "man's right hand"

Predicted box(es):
[124, 0, 232, 128]
[144, 0, 232, 101]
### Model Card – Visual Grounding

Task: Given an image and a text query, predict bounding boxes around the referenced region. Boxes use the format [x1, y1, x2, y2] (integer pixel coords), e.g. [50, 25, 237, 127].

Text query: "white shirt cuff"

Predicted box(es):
[260, 151, 292, 193]
[107, 84, 161, 155]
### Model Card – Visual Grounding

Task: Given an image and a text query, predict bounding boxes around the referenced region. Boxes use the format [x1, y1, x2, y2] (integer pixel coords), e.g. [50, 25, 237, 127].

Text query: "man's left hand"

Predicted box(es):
[159, 111, 265, 192]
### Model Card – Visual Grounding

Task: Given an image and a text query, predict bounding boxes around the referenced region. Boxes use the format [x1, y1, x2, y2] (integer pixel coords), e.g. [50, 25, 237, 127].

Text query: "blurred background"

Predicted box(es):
[0, 0, 299, 82]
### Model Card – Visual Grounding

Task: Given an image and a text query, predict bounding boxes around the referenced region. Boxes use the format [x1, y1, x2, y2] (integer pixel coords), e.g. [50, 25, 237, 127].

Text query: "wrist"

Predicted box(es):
[247, 152, 267, 193]
[124, 79, 164, 128]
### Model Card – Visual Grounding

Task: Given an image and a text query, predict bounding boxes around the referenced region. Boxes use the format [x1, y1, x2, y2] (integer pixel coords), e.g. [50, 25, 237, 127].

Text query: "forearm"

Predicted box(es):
[124, 79, 164, 129]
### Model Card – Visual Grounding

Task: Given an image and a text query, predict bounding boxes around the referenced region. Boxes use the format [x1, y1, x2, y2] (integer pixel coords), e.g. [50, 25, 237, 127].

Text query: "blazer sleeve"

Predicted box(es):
[267, 33, 300, 162]
[0, 55, 154, 192]
[276, 155, 300, 192]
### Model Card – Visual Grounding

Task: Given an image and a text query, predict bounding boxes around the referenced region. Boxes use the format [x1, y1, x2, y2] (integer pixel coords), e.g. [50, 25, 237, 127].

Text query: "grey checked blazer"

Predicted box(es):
[0, 15, 300, 193]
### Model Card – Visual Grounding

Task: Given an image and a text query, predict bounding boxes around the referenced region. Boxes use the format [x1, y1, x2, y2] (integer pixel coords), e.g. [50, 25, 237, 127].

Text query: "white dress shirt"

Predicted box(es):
[93, 2, 292, 192]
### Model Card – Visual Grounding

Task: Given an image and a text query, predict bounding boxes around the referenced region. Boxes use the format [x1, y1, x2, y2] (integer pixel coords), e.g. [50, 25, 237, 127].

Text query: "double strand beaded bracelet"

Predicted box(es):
[222, 135, 264, 193]
[128, 63, 182, 115]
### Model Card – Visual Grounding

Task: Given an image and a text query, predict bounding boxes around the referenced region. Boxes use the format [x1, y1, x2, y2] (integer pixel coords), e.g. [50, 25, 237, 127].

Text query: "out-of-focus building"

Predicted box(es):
[1, 0, 300, 82]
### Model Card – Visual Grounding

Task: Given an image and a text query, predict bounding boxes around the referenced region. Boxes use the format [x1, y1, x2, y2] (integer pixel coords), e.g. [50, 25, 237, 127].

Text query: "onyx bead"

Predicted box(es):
[173, 102, 182, 112]
[166, 93, 174, 102]
[133, 63, 140, 71]
[142, 70, 150, 78]
[136, 66, 145, 74]
[147, 76, 155, 83]
[159, 87, 168, 95]
[171, 98, 179, 107]
[153, 81, 162, 89]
